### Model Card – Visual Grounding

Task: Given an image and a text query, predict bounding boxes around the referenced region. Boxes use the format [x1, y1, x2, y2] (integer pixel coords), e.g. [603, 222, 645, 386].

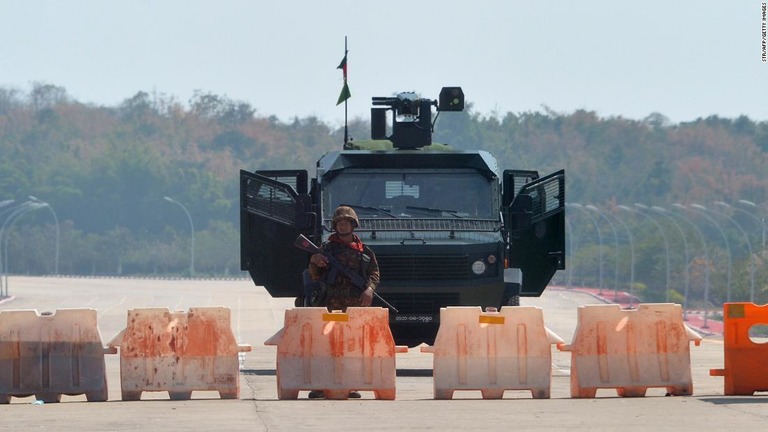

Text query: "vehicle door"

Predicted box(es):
[240, 169, 313, 297]
[503, 169, 565, 296]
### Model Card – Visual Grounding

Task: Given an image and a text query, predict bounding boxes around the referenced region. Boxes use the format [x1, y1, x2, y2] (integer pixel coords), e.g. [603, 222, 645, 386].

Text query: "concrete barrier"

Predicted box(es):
[109, 307, 251, 400]
[265, 307, 407, 400]
[710, 303, 768, 395]
[559, 303, 701, 397]
[0, 308, 113, 403]
[421, 306, 563, 399]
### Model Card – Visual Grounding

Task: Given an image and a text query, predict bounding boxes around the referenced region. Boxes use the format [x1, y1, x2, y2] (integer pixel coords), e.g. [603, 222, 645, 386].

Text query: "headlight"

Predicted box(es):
[471, 260, 486, 275]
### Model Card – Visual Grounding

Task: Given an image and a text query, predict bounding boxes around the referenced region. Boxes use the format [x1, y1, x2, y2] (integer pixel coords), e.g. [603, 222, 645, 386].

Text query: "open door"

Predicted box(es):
[240, 169, 313, 297]
[503, 169, 565, 297]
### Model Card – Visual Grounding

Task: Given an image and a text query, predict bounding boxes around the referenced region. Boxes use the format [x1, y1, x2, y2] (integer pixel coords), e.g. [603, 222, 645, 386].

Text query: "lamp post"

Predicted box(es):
[690, 203, 733, 302]
[627, 204, 671, 302]
[28, 196, 59, 275]
[0, 202, 12, 296]
[1, 202, 46, 295]
[650, 206, 691, 317]
[672, 204, 711, 328]
[586, 205, 620, 302]
[737, 199, 765, 250]
[1, 201, 32, 295]
[164, 196, 195, 278]
[610, 208, 635, 308]
[714, 201, 756, 302]
[568, 203, 604, 293]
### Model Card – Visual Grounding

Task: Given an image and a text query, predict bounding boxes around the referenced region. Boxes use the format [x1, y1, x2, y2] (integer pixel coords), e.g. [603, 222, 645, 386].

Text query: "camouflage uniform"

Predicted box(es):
[308, 207, 380, 311]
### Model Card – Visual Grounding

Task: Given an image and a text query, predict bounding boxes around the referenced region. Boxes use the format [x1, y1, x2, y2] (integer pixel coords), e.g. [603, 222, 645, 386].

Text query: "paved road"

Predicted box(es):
[0, 277, 765, 432]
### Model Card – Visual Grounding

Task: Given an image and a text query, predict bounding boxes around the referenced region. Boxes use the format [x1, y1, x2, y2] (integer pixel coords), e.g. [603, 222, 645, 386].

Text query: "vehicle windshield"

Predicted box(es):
[323, 170, 495, 219]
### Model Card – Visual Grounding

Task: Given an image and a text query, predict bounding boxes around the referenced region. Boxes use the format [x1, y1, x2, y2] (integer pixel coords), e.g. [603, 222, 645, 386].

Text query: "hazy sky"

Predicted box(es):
[1, 1, 766, 126]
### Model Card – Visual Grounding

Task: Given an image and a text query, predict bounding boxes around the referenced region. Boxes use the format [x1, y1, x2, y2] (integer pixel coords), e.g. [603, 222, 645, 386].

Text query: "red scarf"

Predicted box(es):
[329, 233, 364, 252]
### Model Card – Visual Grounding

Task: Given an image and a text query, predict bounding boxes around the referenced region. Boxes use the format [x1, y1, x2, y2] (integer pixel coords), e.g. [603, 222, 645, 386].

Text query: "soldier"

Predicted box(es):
[306, 205, 380, 399]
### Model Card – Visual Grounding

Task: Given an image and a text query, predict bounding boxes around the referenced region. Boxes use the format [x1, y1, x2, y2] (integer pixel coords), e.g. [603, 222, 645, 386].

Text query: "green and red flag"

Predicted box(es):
[336, 82, 351, 106]
[337, 53, 348, 80]
[336, 52, 350, 105]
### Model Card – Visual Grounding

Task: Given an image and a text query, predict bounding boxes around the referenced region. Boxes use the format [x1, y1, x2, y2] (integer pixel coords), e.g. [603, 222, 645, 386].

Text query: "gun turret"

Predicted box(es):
[370, 86, 464, 150]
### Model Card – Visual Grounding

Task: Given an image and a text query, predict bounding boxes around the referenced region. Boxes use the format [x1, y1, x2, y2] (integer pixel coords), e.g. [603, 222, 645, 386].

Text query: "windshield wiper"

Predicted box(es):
[342, 204, 398, 218]
[405, 205, 464, 219]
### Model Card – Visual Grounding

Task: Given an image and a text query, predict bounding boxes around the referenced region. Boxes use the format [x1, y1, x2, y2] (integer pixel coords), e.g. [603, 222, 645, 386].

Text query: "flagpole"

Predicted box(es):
[343, 36, 349, 146]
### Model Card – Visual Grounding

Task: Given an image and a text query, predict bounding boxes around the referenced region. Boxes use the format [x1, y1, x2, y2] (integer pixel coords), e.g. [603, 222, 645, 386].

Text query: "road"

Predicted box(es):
[0, 276, 766, 432]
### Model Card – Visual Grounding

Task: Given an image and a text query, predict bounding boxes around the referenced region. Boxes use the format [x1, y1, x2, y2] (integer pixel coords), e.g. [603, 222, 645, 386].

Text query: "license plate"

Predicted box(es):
[394, 314, 435, 323]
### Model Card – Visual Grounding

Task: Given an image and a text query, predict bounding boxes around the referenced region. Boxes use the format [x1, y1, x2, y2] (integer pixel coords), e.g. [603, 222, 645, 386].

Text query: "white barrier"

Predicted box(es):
[421, 306, 563, 399]
[109, 307, 251, 400]
[558, 303, 701, 397]
[0, 308, 113, 403]
[265, 307, 407, 400]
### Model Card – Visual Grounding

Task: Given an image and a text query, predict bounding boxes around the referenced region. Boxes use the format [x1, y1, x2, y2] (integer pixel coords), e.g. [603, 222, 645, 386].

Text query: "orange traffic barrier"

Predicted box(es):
[710, 303, 768, 395]
[0, 308, 114, 403]
[559, 303, 701, 398]
[265, 307, 407, 400]
[109, 307, 251, 400]
[421, 306, 563, 399]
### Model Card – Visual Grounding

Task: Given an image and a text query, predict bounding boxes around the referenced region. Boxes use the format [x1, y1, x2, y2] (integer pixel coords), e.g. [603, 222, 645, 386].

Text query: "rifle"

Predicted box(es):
[294, 234, 398, 313]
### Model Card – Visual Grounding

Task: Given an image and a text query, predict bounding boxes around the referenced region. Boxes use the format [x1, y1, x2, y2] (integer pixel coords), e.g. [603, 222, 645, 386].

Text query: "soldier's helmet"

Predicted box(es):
[332, 205, 359, 230]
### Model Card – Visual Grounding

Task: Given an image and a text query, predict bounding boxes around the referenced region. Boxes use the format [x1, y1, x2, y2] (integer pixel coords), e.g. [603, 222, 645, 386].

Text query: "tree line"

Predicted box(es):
[1, 82, 767, 307]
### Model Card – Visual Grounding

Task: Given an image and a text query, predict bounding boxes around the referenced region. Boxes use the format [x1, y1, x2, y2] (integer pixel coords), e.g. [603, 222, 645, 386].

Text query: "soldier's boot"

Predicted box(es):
[308, 390, 325, 399]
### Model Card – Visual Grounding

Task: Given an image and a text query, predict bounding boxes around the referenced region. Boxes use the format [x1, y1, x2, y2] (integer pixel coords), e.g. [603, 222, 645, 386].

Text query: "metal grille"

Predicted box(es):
[241, 176, 296, 226]
[377, 254, 469, 280]
[351, 218, 500, 232]
[377, 292, 460, 314]
[520, 172, 565, 224]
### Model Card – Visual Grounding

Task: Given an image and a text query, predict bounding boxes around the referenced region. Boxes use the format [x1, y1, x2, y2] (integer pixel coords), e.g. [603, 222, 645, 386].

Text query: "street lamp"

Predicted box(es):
[628, 204, 672, 302]
[714, 201, 756, 302]
[164, 196, 195, 277]
[568, 203, 604, 294]
[28, 196, 59, 275]
[609, 207, 635, 308]
[586, 205, 621, 302]
[690, 203, 733, 302]
[1, 201, 32, 295]
[737, 199, 765, 250]
[672, 204, 711, 328]
[650, 206, 691, 317]
[615, 210, 635, 308]
[0, 202, 46, 295]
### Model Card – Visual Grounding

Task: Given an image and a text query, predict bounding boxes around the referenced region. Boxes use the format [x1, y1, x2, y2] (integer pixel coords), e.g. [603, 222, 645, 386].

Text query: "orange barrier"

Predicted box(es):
[559, 303, 701, 398]
[0, 309, 113, 403]
[710, 303, 768, 395]
[265, 307, 407, 400]
[109, 307, 251, 400]
[421, 306, 563, 399]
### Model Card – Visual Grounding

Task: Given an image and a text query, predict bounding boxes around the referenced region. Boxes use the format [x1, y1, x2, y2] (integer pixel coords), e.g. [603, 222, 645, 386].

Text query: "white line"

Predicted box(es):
[98, 295, 127, 318]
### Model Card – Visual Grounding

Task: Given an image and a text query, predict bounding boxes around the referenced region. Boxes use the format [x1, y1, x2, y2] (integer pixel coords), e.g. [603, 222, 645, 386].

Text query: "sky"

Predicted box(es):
[1, 1, 766, 126]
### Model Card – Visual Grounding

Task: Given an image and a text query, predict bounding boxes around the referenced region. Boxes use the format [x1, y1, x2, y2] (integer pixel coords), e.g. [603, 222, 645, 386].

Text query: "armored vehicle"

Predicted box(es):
[240, 87, 565, 346]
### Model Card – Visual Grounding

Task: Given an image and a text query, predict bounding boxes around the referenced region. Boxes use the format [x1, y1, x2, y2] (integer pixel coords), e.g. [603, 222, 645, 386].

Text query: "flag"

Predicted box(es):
[337, 54, 348, 80]
[336, 82, 351, 105]
[336, 52, 350, 105]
